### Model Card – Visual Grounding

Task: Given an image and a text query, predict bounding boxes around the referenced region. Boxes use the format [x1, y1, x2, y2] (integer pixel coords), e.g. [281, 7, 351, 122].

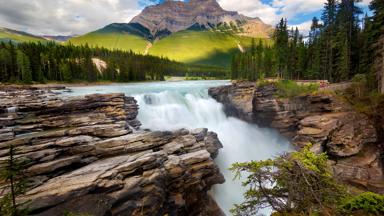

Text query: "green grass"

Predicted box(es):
[0, 30, 46, 43]
[68, 29, 271, 67]
[149, 30, 266, 67]
[275, 80, 320, 98]
[69, 32, 149, 54]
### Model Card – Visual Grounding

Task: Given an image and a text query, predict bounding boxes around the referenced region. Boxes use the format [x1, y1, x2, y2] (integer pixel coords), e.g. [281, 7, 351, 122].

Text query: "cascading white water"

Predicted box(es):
[63, 81, 291, 215]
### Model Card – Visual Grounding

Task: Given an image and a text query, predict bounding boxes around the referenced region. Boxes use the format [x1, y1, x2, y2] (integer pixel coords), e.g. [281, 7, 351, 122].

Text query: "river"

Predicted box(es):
[61, 80, 291, 215]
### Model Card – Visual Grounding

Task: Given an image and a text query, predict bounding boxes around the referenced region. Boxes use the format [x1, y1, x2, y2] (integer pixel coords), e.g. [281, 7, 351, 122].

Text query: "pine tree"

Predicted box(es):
[0, 144, 29, 216]
[59, 61, 72, 82]
[274, 18, 289, 79]
[370, 0, 384, 93]
[0, 49, 11, 81]
[16, 50, 32, 84]
[321, 0, 337, 82]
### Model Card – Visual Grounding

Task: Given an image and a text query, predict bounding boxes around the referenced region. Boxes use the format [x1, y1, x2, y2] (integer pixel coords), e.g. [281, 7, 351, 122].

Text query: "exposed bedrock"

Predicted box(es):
[209, 81, 383, 194]
[0, 87, 225, 216]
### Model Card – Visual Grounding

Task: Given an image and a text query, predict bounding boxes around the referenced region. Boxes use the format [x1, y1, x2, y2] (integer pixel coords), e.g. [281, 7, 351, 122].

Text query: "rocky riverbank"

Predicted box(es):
[0, 86, 225, 216]
[209, 81, 384, 194]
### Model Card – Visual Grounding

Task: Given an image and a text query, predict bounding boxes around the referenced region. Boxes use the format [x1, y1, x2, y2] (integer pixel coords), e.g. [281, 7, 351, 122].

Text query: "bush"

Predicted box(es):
[340, 192, 384, 215]
[230, 145, 346, 215]
[275, 80, 319, 98]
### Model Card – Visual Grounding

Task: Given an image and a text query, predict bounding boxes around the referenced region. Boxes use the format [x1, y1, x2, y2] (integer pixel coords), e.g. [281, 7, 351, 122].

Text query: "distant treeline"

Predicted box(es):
[232, 0, 384, 92]
[0, 42, 228, 83]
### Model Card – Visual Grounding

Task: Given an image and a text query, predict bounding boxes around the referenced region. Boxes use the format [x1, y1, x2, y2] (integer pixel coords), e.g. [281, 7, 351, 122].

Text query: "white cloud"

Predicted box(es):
[0, 0, 141, 35]
[0, 0, 373, 36]
[290, 20, 312, 35]
[219, 0, 324, 25]
[219, 0, 372, 35]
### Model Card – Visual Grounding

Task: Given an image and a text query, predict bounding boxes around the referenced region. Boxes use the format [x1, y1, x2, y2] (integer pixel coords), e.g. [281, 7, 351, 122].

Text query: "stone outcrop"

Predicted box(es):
[209, 82, 383, 194]
[0, 87, 225, 216]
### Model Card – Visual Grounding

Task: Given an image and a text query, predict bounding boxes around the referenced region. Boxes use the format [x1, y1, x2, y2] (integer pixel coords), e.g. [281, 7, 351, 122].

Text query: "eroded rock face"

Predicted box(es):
[130, 0, 254, 38]
[0, 87, 225, 215]
[209, 82, 383, 194]
[208, 82, 256, 122]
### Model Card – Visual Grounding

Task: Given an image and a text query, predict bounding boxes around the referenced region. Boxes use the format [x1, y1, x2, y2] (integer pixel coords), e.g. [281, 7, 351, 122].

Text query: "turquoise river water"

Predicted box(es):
[60, 80, 291, 215]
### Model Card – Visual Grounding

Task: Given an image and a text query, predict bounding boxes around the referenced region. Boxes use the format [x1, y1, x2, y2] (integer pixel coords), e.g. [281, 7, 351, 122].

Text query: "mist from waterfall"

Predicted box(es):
[63, 81, 291, 215]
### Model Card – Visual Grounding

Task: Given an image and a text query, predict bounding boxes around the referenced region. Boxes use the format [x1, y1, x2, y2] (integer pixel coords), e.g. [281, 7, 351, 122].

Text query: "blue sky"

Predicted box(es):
[0, 0, 373, 35]
[138, 0, 372, 34]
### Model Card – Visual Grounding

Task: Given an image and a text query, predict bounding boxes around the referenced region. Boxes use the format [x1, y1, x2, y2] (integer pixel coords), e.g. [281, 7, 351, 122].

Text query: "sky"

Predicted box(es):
[0, 0, 372, 36]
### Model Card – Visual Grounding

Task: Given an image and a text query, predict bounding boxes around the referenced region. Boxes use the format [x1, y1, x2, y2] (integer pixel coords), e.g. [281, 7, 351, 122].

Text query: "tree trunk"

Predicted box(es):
[379, 37, 384, 94]
[380, 51, 384, 94]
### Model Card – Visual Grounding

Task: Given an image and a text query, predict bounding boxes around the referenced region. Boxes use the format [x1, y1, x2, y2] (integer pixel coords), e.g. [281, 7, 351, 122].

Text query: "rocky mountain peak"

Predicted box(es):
[130, 0, 249, 39]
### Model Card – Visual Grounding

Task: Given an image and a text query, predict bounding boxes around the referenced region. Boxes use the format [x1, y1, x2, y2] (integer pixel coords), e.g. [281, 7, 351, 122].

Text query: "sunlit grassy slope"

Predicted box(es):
[69, 32, 149, 54]
[149, 30, 263, 67]
[0, 29, 46, 43]
[69, 29, 271, 67]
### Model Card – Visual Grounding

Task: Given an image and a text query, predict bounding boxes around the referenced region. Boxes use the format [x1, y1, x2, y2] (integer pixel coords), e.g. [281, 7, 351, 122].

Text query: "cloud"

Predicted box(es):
[0, 0, 373, 36]
[219, 0, 372, 35]
[0, 0, 141, 35]
[290, 21, 312, 35]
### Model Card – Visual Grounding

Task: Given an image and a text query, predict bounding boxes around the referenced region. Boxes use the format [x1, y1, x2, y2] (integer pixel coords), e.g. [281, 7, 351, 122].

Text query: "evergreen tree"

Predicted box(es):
[370, 0, 384, 93]
[274, 18, 289, 78]
[59, 61, 72, 82]
[321, 0, 337, 81]
[16, 50, 32, 84]
[0, 144, 29, 216]
[0, 48, 11, 82]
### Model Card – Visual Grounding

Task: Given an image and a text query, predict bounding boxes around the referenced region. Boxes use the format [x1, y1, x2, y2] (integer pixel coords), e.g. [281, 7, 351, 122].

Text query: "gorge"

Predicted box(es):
[0, 81, 291, 215]
[1, 80, 383, 215]
[60, 81, 292, 215]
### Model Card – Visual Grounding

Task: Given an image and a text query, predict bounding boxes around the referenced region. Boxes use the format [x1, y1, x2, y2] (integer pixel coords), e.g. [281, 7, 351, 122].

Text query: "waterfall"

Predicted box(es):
[133, 87, 290, 215]
[64, 81, 291, 215]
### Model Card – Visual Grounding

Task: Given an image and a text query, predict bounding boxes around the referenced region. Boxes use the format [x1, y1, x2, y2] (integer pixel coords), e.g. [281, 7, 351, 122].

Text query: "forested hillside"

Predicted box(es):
[231, 0, 384, 93]
[0, 28, 47, 43]
[0, 42, 227, 83]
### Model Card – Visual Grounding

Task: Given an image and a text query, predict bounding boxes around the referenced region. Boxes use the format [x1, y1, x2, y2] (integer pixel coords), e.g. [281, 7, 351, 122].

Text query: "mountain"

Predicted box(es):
[69, 0, 273, 67]
[42, 35, 73, 42]
[131, 0, 248, 39]
[0, 27, 46, 43]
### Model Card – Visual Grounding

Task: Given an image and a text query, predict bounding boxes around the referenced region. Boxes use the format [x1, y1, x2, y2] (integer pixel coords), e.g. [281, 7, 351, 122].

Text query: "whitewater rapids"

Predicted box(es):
[62, 80, 291, 215]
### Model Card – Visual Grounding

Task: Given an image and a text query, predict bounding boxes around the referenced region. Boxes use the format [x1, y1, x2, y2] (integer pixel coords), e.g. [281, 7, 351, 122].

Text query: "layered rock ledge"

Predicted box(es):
[209, 82, 384, 194]
[0, 87, 225, 216]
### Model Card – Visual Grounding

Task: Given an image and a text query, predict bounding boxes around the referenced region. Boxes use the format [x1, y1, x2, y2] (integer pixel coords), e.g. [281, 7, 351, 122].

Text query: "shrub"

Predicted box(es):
[340, 192, 384, 215]
[230, 145, 346, 215]
[275, 80, 319, 98]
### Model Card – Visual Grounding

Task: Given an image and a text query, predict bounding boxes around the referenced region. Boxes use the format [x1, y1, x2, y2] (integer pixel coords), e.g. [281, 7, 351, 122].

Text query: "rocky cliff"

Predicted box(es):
[0, 87, 225, 216]
[127, 0, 270, 39]
[209, 82, 384, 194]
[131, 0, 245, 38]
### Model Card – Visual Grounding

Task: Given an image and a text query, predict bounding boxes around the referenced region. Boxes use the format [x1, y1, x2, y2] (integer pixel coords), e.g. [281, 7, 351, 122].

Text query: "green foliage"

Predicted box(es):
[230, 145, 346, 215]
[59, 62, 72, 82]
[275, 80, 319, 98]
[340, 192, 384, 215]
[69, 29, 268, 68]
[290, 147, 329, 175]
[0, 144, 29, 216]
[230, 0, 382, 91]
[0, 41, 227, 83]
[69, 32, 149, 54]
[230, 38, 272, 80]
[16, 50, 32, 83]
